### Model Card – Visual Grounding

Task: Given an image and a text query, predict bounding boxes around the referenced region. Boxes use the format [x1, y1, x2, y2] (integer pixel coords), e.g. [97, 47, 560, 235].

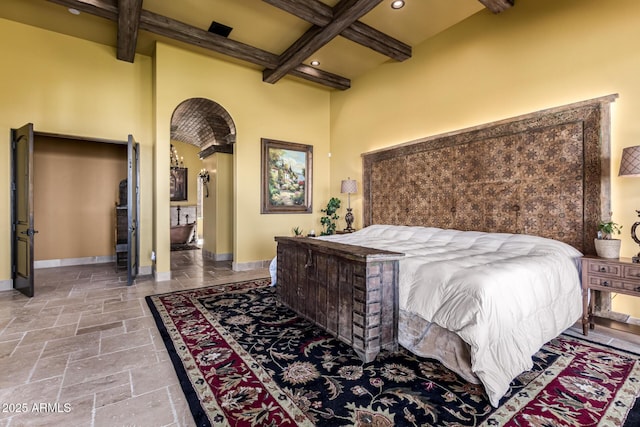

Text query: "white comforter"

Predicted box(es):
[319, 225, 583, 407]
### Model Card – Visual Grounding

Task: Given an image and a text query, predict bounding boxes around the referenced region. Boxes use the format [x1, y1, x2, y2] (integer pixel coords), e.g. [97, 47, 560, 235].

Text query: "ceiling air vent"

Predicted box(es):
[208, 21, 233, 38]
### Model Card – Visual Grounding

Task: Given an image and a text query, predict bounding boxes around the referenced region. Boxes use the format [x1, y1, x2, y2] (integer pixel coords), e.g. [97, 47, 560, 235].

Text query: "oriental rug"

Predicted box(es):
[146, 280, 640, 426]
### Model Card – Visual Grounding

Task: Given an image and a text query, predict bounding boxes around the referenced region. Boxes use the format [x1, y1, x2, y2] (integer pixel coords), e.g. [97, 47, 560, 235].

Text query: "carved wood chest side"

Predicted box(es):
[275, 236, 403, 363]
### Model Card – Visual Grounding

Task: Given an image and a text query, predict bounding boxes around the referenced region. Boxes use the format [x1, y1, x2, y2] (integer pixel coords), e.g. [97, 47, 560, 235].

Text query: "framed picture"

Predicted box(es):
[261, 138, 313, 214]
[170, 168, 188, 201]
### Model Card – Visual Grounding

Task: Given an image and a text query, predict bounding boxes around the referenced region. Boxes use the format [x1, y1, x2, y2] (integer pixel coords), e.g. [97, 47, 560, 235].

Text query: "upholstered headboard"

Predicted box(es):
[362, 95, 618, 255]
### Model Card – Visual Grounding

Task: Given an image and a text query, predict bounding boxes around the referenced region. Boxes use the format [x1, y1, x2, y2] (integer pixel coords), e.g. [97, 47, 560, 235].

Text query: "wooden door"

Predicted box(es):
[127, 135, 139, 285]
[11, 124, 37, 297]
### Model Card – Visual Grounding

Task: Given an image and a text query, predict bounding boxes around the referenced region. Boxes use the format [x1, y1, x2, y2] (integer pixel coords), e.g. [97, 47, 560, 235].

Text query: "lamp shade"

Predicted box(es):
[341, 179, 357, 194]
[619, 145, 640, 177]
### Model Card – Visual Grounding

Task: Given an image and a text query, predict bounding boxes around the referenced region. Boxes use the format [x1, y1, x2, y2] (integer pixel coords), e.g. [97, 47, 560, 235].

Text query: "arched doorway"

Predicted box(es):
[169, 98, 236, 262]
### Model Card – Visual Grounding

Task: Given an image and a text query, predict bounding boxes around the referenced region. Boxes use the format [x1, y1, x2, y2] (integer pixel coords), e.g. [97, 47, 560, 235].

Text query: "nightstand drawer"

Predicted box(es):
[586, 261, 622, 277]
[587, 276, 623, 289]
[623, 265, 640, 280]
[587, 276, 640, 293]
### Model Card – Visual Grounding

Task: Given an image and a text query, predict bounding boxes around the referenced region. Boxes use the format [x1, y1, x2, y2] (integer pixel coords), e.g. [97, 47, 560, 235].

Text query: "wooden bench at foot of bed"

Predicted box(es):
[275, 236, 404, 363]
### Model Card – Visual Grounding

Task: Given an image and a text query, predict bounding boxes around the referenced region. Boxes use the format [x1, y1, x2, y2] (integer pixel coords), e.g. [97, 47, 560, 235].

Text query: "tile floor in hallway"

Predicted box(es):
[1, 250, 639, 427]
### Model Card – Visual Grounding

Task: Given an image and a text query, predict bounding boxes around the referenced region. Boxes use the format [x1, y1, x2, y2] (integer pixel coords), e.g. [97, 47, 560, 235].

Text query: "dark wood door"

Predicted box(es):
[11, 124, 36, 297]
[127, 135, 139, 286]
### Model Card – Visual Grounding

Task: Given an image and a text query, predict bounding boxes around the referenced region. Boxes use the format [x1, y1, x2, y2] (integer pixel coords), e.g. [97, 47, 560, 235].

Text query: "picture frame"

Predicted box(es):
[261, 138, 313, 214]
[170, 168, 188, 201]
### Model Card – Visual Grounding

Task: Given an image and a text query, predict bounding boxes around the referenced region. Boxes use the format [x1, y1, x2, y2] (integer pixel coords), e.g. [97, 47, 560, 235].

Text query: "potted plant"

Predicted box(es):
[320, 197, 341, 235]
[291, 226, 304, 237]
[594, 220, 622, 258]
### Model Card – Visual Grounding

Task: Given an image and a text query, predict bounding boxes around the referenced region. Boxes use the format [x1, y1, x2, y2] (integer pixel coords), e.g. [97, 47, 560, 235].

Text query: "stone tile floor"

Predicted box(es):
[0, 250, 638, 426]
[0, 250, 269, 427]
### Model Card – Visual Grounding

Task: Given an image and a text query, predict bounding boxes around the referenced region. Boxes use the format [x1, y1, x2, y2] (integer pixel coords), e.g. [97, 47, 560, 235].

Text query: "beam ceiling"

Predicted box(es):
[46, 0, 513, 91]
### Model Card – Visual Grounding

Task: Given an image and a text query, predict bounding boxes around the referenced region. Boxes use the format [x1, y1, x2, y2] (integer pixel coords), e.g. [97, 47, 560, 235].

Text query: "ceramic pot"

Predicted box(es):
[594, 238, 621, 259]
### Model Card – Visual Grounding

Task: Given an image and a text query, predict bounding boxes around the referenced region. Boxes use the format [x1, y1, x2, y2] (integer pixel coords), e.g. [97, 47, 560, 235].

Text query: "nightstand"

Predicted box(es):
[581, 255, 640, 335]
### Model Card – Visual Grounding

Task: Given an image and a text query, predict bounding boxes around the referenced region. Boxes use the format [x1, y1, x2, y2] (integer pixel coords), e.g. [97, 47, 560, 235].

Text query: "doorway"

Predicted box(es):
[11, 125, 140, 296]
[169, 98, 236, 263]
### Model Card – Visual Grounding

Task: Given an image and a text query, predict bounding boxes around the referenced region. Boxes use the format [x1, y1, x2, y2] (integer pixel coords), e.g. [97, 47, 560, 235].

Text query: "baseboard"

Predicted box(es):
[202, 250, 233, 262]
[0, 279, 12, 292]
[139, 265, 152, 276]
[35, 257, 153, 277]
[35, 255, 115, 269]
[154, 269, 172, 282]
[232, 259, 271, 271]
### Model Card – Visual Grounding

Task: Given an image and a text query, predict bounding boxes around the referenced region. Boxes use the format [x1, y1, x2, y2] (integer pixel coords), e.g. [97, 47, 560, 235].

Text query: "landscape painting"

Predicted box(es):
[261, 138, 312, 214]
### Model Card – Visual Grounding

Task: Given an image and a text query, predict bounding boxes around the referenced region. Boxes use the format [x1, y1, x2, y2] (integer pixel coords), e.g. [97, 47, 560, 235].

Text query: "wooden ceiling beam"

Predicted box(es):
[263, 0, 382, 84]
[117, 0, 142, 62]
[46, 0, 350, 90]
[478, 0, 514, 14]
[290, 64, 350, 90]
[139, 10, 279, 68]
[263, 0, 410, 61]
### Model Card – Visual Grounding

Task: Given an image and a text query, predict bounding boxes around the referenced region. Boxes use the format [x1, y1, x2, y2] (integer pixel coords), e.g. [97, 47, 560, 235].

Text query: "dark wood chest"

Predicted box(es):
[275, 236, 403, 362]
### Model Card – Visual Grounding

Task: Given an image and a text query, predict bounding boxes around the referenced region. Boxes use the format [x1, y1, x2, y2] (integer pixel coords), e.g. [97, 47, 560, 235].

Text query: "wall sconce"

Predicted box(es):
[618, 145, 640, 262]
[341, 178, 357, 232]
[199, 169, 210, 198]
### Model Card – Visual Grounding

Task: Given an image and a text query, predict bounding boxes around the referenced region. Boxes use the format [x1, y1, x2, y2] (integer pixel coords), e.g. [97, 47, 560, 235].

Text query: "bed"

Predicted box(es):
[275, 95, 617, 407]
[318, 225, 583, 406]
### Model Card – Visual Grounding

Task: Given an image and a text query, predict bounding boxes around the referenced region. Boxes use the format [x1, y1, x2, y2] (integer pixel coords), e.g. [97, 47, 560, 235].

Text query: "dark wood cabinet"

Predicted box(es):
[275, 236, 403, 362]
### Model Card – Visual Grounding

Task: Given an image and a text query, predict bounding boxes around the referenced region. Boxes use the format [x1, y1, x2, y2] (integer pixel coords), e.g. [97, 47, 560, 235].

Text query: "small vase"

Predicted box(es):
[594, 238, 621, 259]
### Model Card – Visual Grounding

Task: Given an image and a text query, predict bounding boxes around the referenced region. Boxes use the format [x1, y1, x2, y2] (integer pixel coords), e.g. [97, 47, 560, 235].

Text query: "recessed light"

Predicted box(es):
[310, 60, 320, 67]
[68, 8, 80, 15]
[391, 0, 405, 9]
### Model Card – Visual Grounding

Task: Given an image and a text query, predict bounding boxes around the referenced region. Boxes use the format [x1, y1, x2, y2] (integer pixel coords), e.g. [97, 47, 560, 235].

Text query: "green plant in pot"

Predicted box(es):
[594, 220, 622, 258]
[320, 197, 341, 235]
[291, 226, 304, 237]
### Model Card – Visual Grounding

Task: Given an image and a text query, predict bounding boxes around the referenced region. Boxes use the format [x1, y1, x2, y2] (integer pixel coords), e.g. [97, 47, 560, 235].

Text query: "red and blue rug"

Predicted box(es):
[146, 279, 640, 426]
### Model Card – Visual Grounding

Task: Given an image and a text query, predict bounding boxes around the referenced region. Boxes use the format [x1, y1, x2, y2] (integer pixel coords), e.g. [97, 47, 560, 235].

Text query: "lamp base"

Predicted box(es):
[634, 255, 640, 264]
[344, 208, 355, 232]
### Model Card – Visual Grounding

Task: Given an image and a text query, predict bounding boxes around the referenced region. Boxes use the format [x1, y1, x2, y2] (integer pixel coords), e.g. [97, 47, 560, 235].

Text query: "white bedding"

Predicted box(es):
[319, 225, 583, 407]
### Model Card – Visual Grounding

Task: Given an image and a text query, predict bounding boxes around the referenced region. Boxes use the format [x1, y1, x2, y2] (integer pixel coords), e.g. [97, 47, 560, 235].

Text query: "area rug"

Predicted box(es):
[146, 279, 640, 426]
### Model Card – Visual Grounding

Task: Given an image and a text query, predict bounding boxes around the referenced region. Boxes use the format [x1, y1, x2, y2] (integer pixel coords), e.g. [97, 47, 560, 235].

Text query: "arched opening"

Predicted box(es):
[169, 98, 236, 262]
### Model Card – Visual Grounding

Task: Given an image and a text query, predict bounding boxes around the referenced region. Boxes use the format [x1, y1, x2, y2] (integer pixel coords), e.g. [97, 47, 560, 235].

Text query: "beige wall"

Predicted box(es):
[34, 136, 127, 260]
[0, 17, 153, 283]
[330, 0, 640, 316]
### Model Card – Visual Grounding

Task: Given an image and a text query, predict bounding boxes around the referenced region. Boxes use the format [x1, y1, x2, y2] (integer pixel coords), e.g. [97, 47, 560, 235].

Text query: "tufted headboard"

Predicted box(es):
[361, 95, 618, 255]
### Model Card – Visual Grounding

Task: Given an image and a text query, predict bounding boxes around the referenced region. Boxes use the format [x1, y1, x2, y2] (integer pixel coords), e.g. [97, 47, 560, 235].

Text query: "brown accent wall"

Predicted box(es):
[34, 136, 127, 261]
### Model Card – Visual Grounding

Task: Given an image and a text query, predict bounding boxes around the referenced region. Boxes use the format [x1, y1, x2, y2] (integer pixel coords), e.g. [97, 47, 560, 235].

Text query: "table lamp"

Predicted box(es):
[341, 178, 357, 232]
[618, 145, 640, 262]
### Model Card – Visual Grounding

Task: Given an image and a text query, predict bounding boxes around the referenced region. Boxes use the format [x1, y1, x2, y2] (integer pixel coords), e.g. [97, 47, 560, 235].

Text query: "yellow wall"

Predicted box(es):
[153, 43, 331, 274]
[215, 153, 233, 256]
[34, 136, 127, 260]
[0, 18, 153, 282]
[200, 153, 233, 257]
[330, 0, 640, 316]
